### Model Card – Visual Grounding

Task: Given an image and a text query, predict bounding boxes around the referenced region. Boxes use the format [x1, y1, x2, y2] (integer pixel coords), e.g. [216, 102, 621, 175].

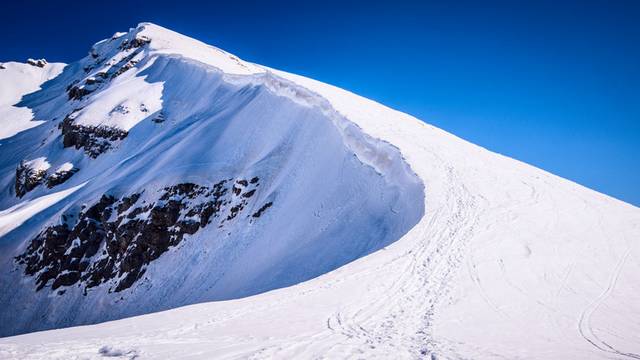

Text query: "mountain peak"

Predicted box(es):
[89, 22, 263, 76]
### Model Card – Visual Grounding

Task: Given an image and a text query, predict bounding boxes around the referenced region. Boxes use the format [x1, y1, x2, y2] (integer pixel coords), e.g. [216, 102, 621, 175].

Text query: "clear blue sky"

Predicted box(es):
[2, 1, 639, 206]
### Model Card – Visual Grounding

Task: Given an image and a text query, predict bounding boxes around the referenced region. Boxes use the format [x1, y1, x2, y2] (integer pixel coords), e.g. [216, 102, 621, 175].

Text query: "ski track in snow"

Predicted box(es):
[578, 244, 638, 359]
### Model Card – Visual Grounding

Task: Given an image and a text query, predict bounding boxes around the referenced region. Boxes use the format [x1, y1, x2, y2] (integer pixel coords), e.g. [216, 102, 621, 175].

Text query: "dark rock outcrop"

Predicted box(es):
[119, 35, 151, 50]
[85, 76, 101, 85]
[15, 161, 48, 198]
[16, 177, 271, 294]
[110, 59, 139, 79]
[15, 160, 79, 196]
[67, 85, 93, 100]
[46, 167, 79, 188]
[152, 111, 165, 123]
[60, 115, 128, 158]
[101, 49, 144, 80]
[26, 58, 47, 67]
[252, 202, 273, 218]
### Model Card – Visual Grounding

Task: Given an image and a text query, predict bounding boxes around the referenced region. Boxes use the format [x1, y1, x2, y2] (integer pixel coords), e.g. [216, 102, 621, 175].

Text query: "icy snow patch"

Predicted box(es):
[54, 162, 74, 173]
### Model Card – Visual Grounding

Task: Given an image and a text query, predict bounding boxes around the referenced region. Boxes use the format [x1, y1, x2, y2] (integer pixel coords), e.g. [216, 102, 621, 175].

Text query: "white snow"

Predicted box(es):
[23, 157, 51, 172]
[0, 62, 65, 139]
[111, 32, 127, 40]
[136, 23, 264, 75]
[0, 183, 84, 238]
[72, 73, 163, 131]
[0, 22, 423, 342]
[0, 23, 638, 360]
[54, 162, 74, 173]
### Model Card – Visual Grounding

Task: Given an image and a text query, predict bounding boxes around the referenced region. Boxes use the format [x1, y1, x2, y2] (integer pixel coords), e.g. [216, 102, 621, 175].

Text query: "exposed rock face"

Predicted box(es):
[88, 47, 144, 81]
[67, 85, 92, 100]
[46, 167, 79, 188]
[110, 58, 139, 79]
[152, 111, 165, 123]
[15, 178, 272, 294]
[119, 35, 151, 50]
[68, 46, 143, 102]
[85, 76, 101, 85]
[0, 63, 5, 70]
[66, 76, 104, 100]
[26, 58, 48, 67]
[15, 161, 48, 198]
[60, 47, 150, 158]
[15, 160, 77, 197]
[60, 116, 128, 158]
[252, 202, 273, 218]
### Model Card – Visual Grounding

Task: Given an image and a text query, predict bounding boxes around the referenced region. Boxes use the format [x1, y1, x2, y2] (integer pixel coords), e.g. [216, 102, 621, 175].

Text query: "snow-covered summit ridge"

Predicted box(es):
[92, 22, 263, 75]
[81, 22, 413, 180]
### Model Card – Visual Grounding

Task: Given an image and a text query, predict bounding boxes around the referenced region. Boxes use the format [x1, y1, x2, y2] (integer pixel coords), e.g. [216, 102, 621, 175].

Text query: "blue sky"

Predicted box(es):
[2, 1, 639, 206]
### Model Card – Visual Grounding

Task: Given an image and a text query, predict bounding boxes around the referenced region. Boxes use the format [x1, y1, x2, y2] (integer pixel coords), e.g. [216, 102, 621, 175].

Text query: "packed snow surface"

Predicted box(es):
[0, 23, 639, 360]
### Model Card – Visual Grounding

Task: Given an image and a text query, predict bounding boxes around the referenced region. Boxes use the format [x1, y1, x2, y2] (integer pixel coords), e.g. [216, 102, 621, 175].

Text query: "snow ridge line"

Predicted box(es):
[148, 53, 423, 190]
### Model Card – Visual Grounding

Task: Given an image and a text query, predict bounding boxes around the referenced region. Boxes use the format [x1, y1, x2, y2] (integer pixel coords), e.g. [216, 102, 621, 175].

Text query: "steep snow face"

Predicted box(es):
[0, 23, 423, 336]
[0, 61, 65, 139]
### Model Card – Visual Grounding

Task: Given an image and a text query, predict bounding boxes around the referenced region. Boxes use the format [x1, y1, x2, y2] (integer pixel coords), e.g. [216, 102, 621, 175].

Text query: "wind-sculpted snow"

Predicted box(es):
[1, 23, 638, 360]
[0, 23, 424, 337]
[0, 61, 65, 140]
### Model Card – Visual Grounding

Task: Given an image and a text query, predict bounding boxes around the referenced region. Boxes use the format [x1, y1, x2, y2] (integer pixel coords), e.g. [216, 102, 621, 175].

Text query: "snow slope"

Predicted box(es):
[0, 23, 423, 337]
[0, 61, 65, 140]
[1, 23, 639, 360]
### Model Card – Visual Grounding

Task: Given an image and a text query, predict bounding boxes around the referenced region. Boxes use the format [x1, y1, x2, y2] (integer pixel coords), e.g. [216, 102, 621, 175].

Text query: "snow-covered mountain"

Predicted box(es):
[0, 23, 638, 359]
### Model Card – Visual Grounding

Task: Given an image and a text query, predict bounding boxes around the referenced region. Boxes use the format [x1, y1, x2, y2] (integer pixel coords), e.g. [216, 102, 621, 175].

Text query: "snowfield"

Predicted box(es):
[0, 23, 639, 359]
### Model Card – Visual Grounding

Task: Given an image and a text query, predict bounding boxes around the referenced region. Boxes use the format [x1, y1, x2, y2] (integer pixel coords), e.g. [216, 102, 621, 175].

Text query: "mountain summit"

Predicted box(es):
[0, 23, 638, 359]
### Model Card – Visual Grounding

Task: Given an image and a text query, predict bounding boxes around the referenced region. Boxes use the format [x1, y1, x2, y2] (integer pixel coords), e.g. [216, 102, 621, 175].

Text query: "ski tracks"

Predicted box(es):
[578, 243, 639, 359]
[315, 156, 480, 359]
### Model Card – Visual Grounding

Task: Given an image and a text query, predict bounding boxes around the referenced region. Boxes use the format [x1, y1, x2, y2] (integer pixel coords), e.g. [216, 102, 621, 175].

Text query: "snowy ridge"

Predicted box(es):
[229, 68, 419, 183]
[0, 23, 639, 360]
[0, 23, 423, 339]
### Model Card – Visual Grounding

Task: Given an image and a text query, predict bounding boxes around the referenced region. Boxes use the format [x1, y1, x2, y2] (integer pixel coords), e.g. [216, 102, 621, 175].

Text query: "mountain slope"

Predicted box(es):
[0, 60, 65, 140]
[0, 23, 423, 337]
[1, 23, 639, 360]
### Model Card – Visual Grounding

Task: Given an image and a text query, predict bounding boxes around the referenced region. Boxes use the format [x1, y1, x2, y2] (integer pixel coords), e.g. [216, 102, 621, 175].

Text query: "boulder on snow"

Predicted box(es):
[151, 111, 165, 123]
[67, 85, 93, 100]
[118, 35, 151, 50]
[26, 58, 48, 67]
[15, 159, 50, 197]
[85, 76, 101, 85]
[46, 165, 79, 188]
